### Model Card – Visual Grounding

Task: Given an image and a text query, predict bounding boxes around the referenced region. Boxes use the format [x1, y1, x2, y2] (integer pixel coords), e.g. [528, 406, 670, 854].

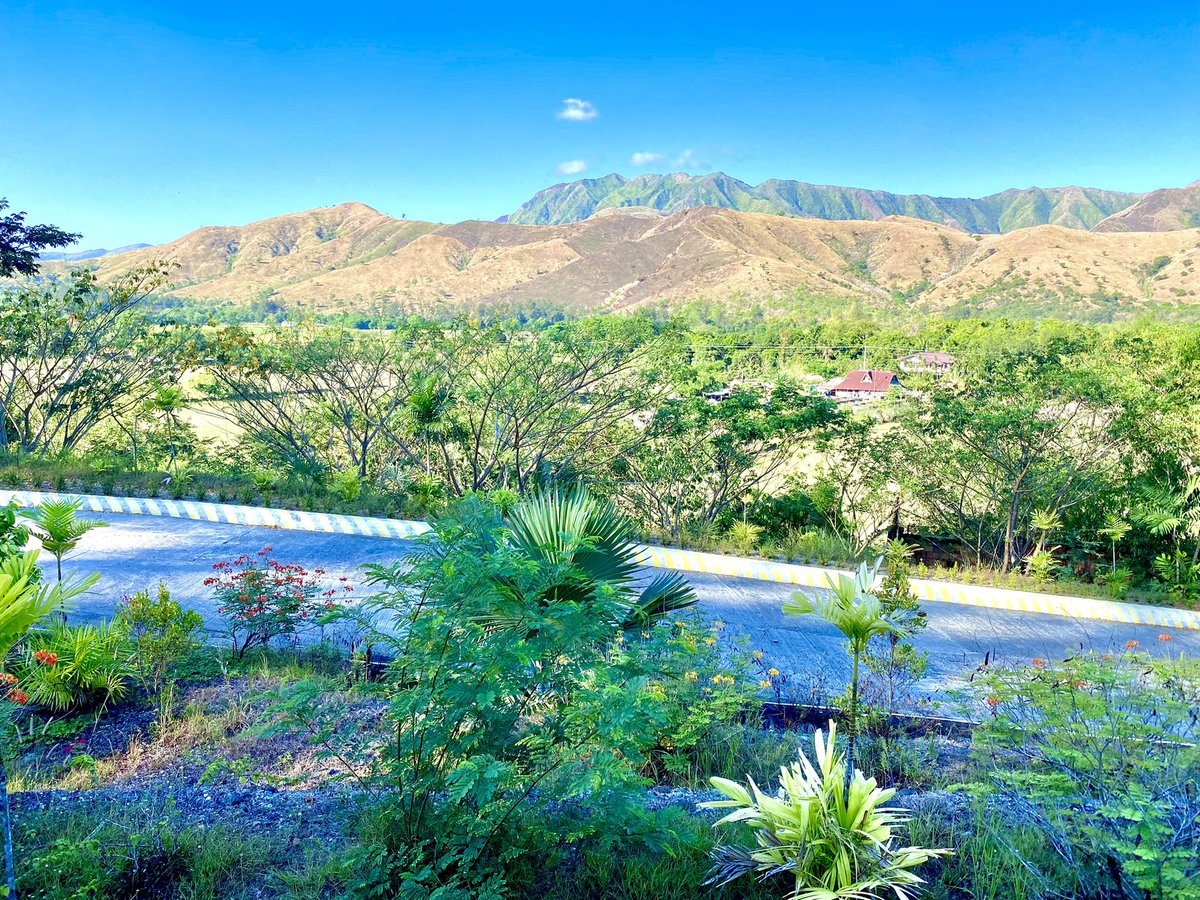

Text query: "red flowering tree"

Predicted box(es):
[205, 548, 350, 660]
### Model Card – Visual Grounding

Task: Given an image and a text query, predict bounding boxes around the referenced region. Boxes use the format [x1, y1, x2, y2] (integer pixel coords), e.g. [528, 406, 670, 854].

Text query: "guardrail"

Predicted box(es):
[4, 490, 1198, 631]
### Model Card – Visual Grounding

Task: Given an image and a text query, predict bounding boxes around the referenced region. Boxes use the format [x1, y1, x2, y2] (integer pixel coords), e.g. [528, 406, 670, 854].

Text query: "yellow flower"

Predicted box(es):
[675, 621, 687, 629]
[641, 631, 651, 639]
[713, 620, 725, 630]
[759, 680, 771, 689]
[704, 637, 717, 646]
[768, 668, 780, 677]
[703, 688, 713, 694]
[684, 671, 698, 682]
[614, 633, 624, 643]
[752, 650, 764, 661]
[711, 675, 722, 684]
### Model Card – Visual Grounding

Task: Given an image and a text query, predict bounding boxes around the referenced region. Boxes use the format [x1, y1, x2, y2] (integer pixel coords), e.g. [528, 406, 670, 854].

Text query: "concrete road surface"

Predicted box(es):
[44, 513, 1199, 702]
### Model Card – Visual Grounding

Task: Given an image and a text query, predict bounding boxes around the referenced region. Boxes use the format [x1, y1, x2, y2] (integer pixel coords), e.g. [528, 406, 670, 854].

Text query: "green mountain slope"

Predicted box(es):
[503, 172, 1142, 234]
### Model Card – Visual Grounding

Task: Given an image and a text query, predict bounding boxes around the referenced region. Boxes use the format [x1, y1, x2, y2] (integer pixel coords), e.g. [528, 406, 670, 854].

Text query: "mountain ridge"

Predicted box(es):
[503, 172, 1146, 233]
[43, 201, 1200, 321]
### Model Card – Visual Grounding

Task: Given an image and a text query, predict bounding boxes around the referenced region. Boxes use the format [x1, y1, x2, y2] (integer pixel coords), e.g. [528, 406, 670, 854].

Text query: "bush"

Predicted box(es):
[205, 549, 349, 660]
[115, 582, 205, 716]
[15, 621, 134, 712]
[965, 650, 1200, 898]
[702, 720, 949, 898]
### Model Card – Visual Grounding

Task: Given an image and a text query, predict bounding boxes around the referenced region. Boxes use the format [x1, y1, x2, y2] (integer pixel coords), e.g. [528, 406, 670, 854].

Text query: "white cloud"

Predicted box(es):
[557, 98, 597, 121]
[674, 148, 704, 169]
[630, 151, 665, 167]
[556, 159, 587, 175]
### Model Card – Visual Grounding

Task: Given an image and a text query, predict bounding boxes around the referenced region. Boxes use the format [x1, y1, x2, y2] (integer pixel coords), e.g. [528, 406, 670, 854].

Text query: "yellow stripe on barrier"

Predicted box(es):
[3, 489, 1197, 631]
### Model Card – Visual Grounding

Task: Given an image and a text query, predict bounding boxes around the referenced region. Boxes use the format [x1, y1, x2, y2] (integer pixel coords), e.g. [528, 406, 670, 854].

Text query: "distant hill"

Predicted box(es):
[39, 243, 151, 262]
[1093, 181, 1200, 233]
[45, 201, 1200, 321]
[503, 172, 1144, 233]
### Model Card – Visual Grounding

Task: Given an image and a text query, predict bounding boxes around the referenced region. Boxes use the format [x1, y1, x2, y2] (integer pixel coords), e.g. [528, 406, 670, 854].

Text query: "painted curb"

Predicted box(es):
[5, 490, 1198, 632]
[0, 489, 431, 540]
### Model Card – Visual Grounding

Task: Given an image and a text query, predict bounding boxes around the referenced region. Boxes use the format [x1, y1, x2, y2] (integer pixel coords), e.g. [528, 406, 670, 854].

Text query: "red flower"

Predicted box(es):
[1159, 634, 1172, 642]
[1125, 640, 1139, 650]
[1031, 658, 1047, 669]
[985, 695, 1001, 709]
[34, 650, 58, 666]
[0, 672, 17, 686]
[5, 688, 28, 706]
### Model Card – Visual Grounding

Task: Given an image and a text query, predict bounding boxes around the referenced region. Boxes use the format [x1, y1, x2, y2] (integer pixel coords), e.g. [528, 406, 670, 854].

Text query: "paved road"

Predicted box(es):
[47, 513, 1199, 702]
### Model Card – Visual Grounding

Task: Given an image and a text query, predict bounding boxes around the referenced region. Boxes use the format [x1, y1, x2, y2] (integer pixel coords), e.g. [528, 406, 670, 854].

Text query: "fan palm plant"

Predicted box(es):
[499, 488, 697, 632]
[783, 560, 896, 788]
[702, 720, 950, 900]
[24, 499, 106, 620]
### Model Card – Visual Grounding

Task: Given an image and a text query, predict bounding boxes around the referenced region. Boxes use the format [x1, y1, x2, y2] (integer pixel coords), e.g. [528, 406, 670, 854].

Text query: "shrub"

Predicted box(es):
[284, 494, 696, 898]
[966, 650, 1200, 898]
[702, 720, 949, 899]
[205, 548, 348, 660]
[726, 521, 763, 555]
[115, 581, 205, 716]
[15, 621, 134, 712]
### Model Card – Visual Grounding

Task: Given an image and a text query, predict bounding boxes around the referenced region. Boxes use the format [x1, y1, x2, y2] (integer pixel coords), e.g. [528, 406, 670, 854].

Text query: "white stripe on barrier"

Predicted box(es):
[3, 489, 1198, 631]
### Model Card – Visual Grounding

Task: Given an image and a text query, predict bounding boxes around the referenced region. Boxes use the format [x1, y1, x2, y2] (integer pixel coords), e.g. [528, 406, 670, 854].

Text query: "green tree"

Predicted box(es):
[864, 540, 927, 714]
[609, 382, 837, 541]
[0, 199, 79, 278]
[0, 264, 187, 454]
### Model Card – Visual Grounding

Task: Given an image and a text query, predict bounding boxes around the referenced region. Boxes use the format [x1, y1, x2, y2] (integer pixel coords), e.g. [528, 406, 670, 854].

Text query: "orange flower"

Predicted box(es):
[1031, 658, 1047, 669]
[5, 688, 28, 705]
[1158, 634, 1172, 642]
[34, 649, 58, 666]
[1125, 640, 1139, 650]
[0, 672, 16, 686]
[1073, 680, 1088, 689]
[985, 695, 1001, 709]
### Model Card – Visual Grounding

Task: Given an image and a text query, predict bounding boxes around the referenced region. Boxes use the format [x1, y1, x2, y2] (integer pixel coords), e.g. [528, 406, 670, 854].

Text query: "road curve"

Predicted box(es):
[47, 513, 1199, 702]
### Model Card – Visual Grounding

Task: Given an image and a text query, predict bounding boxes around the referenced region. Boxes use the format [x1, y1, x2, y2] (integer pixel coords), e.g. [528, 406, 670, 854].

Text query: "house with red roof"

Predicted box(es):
[898, 351, 955, 376]
[827, 369, 904, 402]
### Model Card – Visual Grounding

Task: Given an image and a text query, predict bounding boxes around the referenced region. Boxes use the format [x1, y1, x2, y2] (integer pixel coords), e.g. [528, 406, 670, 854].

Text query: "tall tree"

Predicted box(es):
[0, 199, 80, 277]
[0, 264, 188, 454]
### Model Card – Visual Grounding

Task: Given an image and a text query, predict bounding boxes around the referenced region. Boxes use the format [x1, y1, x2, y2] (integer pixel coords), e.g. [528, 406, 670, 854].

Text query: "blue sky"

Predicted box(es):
[3, 1, 1198, 247]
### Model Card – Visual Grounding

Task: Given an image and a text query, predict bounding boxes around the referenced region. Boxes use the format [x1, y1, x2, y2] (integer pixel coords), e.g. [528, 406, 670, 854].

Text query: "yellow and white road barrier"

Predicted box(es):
[5, 490, 1199, 631]
[0, 490, 431, 540]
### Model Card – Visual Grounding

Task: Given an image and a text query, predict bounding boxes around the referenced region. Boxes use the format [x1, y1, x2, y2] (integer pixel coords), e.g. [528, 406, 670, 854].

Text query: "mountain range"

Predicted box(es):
[502, 172, 1157, 232]
[46, 199, 1200, 320]
[38, 243, 152, 262]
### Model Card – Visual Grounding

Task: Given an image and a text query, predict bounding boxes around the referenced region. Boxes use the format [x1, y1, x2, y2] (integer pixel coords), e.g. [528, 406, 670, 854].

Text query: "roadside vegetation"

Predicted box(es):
[4, 261, 1200, 606]
[1, 208, 1198, 898]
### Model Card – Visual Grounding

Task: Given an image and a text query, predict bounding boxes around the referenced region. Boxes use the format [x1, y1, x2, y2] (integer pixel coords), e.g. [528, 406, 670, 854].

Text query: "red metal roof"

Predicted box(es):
[830, 369, 902, 393]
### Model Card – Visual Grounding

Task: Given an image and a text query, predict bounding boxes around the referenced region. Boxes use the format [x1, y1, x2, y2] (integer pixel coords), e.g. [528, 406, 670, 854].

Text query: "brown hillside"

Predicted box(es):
[1093, 182, 1200, 233]
[54, 203, 1200, 317]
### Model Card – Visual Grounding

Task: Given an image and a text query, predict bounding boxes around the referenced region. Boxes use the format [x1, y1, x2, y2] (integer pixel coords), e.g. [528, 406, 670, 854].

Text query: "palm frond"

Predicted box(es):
[623, 572, 697, 629]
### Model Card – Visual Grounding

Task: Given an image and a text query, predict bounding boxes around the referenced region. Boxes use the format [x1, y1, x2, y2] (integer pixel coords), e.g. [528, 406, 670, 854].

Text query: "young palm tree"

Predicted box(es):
[497, 488, 697, 632]
[24, 500, 106, 621]
[1030, 507, 1063, 554]
[1098, 512, 1131, 575]
[783, 559, 897, 788]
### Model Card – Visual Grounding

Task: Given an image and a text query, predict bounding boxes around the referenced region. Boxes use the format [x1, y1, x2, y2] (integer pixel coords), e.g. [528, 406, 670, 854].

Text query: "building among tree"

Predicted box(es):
[898, 351, 955, 376]
[827, 369, 904, 402]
